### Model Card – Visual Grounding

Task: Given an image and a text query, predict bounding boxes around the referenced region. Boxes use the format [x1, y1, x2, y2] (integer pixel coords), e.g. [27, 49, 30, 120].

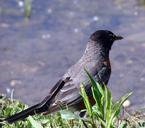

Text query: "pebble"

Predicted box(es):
[10, 80, 22, 87]
[47, 8, 53, 14]
[123, 99, 131, 108]
[6, 87, 11, 94]
[93, 16, 99, 22]
[74, 28, 79, 33]
[0, 23, 9, 28]
[126, 60, 133, 65]
[140, 77, 145, 82]
[134, 11, 138, 16]
[42, 34, 51, 39]
[18, 1, 24, 7]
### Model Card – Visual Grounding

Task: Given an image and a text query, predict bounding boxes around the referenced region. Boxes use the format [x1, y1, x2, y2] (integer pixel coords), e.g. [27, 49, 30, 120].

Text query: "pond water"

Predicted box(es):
[0, 0, 145, 110]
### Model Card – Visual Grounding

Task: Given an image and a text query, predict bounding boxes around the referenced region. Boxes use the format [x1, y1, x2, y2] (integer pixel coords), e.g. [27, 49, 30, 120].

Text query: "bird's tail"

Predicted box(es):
[5, 103, 40, 123]
[4, 77, 71, 124]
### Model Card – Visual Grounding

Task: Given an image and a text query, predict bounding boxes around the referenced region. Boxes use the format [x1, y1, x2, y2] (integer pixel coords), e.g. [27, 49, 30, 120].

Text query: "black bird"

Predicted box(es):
[4, 30, 123, 124]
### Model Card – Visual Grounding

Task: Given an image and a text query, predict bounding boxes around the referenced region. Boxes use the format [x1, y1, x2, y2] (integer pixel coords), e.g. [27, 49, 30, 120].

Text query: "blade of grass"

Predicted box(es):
[25, 0, 31, 18]
[108, 92, 132, 128]
[80, 84, 93, 117]
[84, 69, 104, 110]
[28, 116, 43, 128]
[104, 85, 112, 121]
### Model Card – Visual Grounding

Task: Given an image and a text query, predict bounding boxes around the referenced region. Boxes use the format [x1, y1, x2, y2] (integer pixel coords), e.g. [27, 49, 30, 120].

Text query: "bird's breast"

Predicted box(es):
[103, 58, 111, 69]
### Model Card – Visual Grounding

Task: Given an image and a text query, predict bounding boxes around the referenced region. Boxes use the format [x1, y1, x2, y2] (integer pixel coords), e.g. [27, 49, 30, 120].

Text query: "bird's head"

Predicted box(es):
[90, 30, 123, 50]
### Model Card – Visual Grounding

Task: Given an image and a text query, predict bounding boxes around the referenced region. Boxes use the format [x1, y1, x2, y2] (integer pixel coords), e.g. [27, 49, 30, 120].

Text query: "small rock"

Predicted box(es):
[126, 60, 133, 65]
[74, 28, 79, 33]
[42, 34, 51, 39]
[0, 23, 9, 28]
[93, 16, 99, 22]
[140, 77, 145, 82]
[47, 8, 53, 14]
[123, 100, 131, 108]
[134, 11, 138, 16]
[6, 87, 11, 94]
[18, 1, 24, 7]
[10, 80, 22, 87]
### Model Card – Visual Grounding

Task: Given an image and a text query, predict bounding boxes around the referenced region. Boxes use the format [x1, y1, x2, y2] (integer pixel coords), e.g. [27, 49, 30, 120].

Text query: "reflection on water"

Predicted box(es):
[0, 0, 145, 109]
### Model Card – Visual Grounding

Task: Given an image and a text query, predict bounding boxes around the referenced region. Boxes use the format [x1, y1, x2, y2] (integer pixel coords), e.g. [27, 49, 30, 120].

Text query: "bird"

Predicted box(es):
[4, 30, 123, 124]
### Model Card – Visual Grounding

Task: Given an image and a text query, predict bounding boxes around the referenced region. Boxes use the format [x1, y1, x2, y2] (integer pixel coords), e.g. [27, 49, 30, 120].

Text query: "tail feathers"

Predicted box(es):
[5, 77, 71, 124]
[5, 104, 40, 124]
[4, 98, 52, 124]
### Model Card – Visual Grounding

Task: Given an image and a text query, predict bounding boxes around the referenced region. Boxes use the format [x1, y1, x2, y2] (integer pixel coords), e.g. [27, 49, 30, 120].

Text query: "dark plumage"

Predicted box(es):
[4, 30, 123, 124]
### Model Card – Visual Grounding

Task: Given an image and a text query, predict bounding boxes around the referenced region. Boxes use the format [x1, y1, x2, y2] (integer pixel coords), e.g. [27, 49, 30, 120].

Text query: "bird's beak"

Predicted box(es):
[114, 35, 123, 40]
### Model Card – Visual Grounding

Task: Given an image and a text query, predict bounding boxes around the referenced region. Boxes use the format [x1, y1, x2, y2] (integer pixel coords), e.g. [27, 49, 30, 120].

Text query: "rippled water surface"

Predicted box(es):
[0, 0, 145, 109]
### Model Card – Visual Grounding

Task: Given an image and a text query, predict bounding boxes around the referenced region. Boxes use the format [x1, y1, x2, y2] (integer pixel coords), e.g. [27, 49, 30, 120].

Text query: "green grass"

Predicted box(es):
[0, 95, 83, 128]
[24, 0, 31, 18]
[0, 72, 145, 128]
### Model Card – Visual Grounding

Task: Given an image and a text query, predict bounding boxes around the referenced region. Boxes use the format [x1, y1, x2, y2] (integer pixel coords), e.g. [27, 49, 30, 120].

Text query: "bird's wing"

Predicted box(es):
[50, 61, 111, 111]
[38, 77, 71, 109]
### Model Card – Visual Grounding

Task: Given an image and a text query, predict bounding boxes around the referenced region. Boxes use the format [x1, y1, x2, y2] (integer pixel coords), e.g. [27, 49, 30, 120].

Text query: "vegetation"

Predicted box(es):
[24, 0, 31, 18]
[0, 72, 144, 128]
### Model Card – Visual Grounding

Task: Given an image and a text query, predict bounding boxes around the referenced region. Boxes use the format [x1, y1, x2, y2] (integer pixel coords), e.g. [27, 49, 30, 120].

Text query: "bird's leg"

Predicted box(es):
[79, 111, 86, 117]
[79, 111, 89, 128]
[56, 101, 68, 110]
[0, 119, 3, 128]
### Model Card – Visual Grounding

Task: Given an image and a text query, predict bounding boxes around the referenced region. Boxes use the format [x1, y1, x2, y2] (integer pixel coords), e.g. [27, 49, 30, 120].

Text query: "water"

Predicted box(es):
[0, 0, 145, 110]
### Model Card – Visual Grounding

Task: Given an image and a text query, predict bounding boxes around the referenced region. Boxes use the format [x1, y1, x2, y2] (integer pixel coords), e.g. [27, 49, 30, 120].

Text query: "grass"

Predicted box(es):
[24, 0, 31, 18]
[0, 72, 145, 128]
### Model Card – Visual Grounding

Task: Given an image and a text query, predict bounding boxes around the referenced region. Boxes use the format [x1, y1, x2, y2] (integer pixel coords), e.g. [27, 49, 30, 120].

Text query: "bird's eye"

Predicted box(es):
[109, 33, 116, 39]
[108, 33, 115, 41]
[109, 33, 113, 37]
